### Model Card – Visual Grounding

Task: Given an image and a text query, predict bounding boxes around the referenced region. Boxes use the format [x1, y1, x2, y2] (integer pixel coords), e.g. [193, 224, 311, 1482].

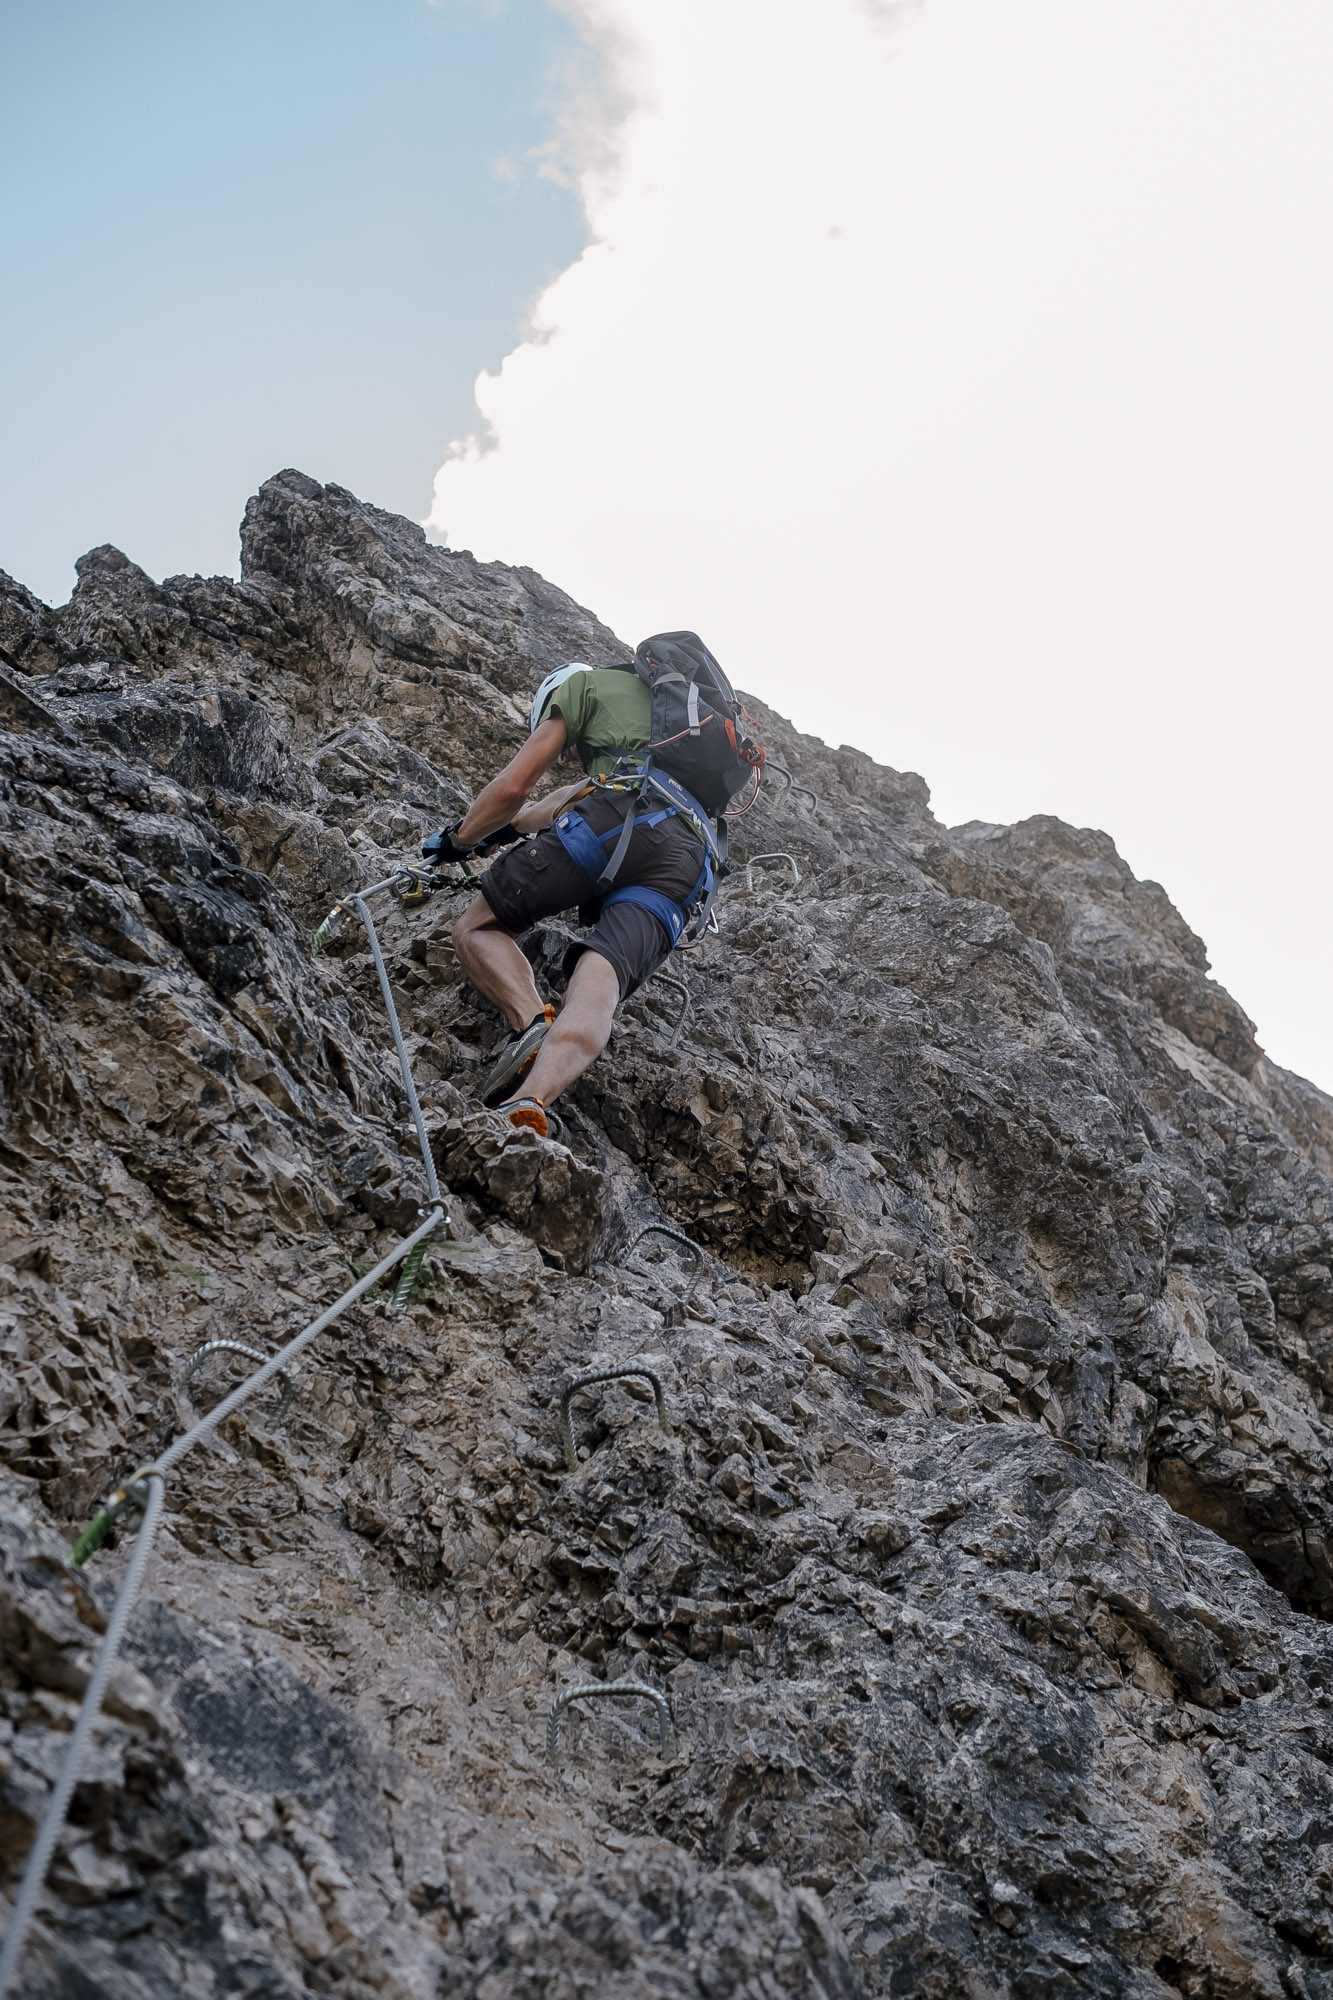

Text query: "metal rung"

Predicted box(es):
[559, 1365, 671, 1470]
[622, 1223, 704, 1299]
[763, 764, 820, 814]
[546, 1680, 673, 1763]
[648, 968, 690, 1047]
[744, 852, 800, 892]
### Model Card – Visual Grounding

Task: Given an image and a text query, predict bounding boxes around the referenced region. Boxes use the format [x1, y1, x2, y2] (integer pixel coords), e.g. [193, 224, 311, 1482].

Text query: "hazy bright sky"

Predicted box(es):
[0, 0, 585, 601]
[431, 0, 1333, 1093]
[4, 3, 1332, 1092]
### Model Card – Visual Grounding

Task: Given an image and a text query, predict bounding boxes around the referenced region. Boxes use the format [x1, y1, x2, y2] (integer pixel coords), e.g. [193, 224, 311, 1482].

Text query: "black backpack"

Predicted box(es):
[631, 631, 765, 815]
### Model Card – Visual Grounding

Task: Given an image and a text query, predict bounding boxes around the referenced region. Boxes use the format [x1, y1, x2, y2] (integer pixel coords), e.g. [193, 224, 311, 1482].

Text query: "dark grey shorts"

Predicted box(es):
[479, 792, 706, 998]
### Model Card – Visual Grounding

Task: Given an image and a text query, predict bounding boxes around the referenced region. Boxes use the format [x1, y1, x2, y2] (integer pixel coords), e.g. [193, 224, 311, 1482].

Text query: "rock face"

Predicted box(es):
[5, 471, 1333, 1999]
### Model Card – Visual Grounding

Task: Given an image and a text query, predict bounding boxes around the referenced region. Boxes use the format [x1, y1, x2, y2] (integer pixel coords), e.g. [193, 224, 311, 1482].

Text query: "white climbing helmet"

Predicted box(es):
[528, 662, 590, 735]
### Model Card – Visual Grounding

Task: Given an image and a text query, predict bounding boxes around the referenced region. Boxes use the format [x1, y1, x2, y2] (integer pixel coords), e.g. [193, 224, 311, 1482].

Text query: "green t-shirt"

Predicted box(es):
[541, 667, 650, 780]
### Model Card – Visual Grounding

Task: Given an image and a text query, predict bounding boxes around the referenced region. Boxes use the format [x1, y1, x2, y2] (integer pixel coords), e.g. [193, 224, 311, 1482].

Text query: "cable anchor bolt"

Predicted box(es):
[68, 1463, 165, 1570]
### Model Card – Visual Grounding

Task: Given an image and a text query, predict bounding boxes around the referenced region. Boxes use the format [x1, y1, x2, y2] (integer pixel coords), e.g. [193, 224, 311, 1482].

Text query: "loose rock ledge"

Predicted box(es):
[4, 470, 1333, 1997]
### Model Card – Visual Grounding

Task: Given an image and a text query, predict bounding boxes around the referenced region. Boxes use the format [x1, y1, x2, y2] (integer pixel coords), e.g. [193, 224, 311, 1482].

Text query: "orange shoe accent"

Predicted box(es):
[505, 1098, 549, 1138]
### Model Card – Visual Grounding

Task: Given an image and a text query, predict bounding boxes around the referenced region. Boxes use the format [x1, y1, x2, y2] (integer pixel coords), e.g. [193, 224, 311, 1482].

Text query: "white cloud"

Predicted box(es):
[429, 0, 1333, 1089]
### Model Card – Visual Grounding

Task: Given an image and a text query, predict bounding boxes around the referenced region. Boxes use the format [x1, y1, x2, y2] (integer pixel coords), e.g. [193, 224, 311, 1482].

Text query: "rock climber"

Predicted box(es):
[425, 658, 711, 1136]
[423, 638, 760, 1136]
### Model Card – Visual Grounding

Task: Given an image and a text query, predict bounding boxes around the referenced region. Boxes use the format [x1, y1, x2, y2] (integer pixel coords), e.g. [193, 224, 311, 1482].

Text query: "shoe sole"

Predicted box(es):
[480, 1019, 551, 1107]
[505, 1101, 549, 1137]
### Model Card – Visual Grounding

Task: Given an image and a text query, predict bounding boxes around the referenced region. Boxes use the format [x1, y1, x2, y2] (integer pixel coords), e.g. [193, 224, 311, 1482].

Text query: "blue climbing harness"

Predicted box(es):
[552, 764, 722, 947]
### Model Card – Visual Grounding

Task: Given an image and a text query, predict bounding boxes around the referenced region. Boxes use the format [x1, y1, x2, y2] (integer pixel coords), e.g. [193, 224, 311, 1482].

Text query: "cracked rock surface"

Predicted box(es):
[5, 470, 1333, 1997]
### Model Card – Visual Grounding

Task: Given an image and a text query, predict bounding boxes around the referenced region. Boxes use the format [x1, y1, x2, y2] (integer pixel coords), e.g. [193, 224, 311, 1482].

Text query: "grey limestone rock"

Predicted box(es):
[4, 470, 1333, 1997]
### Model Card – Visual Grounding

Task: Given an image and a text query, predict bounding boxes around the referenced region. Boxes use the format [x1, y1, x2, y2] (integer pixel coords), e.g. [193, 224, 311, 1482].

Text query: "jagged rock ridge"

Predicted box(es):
[4, 470, 1333, 1997]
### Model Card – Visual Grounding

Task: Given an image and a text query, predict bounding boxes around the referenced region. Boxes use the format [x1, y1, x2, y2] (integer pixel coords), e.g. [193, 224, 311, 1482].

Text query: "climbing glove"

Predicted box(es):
[422, 819, 520, 867]
[422, 820, 475, 866]
[472, 822, 520, 855]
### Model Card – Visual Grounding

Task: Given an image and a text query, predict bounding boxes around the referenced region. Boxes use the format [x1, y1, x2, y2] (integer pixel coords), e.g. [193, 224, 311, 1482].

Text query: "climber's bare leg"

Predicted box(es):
[453, 896, 544, 1033]
[507, 950, 619, 1106]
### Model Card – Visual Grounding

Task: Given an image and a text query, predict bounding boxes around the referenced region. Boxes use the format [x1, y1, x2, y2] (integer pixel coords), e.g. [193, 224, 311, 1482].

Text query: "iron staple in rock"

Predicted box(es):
[179, 1339, 295, 1425]
[546, 1680, 674, 1764]
[621, 1223, 706, 1300]
[559, 1365, 672, 1471]
[744, 852, 801, 892]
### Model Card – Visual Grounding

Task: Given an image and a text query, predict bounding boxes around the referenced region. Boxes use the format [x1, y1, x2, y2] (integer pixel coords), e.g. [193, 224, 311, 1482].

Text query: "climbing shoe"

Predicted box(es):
[500, 1096, 549, 1138]
[480, 1004, 556, 1107]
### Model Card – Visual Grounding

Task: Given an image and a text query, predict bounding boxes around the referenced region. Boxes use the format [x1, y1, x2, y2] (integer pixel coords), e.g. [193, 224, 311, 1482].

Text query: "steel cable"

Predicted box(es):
[0, 1475, 165, 1998]
[348, 892, 443, 1211]
[154, 1208, 443, 1478]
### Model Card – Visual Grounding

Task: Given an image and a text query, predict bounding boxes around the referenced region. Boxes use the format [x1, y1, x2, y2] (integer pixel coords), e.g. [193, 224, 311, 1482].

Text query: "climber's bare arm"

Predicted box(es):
[455, 717, 568, 844]
[511, 778, 587, 836]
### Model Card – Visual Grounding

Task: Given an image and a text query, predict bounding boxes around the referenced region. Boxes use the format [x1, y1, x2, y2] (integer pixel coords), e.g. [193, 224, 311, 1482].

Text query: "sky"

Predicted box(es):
[429, 0, 1333, 1093]
[3, 2, 1331, 1092]
[0, 0, 586, 601]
